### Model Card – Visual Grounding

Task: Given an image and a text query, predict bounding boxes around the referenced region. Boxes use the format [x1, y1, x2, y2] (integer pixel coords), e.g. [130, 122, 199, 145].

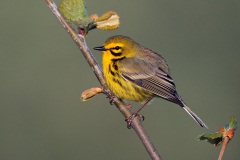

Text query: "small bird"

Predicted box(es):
[94, 35, 208, 128]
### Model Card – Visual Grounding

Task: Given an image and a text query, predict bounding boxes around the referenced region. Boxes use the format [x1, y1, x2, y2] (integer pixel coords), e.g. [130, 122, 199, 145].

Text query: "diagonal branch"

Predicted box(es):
[44, 0, 162, 159]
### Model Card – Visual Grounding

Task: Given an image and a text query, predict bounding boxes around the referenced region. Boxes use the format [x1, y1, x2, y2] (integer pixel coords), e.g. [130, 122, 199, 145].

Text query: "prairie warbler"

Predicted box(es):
[94, 35, 207, 128]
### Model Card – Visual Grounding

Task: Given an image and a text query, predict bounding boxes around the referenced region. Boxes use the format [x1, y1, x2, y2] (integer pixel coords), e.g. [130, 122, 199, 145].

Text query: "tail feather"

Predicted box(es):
[182, 104, 208, 128]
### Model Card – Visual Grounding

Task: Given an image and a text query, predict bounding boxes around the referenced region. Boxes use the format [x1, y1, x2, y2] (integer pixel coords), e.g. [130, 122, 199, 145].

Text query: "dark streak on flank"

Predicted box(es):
[112, 62, 118, 70]
[112, 77, 123, 87]
[108, 64, 115, 76]
[111, 56, 126, 70]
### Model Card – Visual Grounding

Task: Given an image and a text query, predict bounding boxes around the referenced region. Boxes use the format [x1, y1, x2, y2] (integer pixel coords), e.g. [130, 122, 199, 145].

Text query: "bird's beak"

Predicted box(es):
[93, 46, 107, 51]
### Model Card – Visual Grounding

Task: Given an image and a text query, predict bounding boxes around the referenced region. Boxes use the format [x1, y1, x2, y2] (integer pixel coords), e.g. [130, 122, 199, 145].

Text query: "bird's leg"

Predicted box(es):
[125, 98, 152, 128]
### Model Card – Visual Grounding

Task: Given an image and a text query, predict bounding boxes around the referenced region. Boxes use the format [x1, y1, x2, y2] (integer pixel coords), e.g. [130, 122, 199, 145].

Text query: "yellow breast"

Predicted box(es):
[102, 54, 152, 102]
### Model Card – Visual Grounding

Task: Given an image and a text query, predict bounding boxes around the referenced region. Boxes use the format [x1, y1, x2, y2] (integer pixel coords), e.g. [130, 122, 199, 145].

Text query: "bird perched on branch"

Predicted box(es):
[94, 35, 208, 128]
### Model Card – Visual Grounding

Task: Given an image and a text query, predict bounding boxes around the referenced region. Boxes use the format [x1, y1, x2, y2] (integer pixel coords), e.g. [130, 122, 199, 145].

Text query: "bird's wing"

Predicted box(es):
[119, 57, 181, 104]
[140, 47, 171, 75]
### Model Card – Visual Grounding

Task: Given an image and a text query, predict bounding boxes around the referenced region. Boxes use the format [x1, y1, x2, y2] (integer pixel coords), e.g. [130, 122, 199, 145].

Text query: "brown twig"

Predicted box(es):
[218, 137, 229, 160]
[44, 0, 162, 159]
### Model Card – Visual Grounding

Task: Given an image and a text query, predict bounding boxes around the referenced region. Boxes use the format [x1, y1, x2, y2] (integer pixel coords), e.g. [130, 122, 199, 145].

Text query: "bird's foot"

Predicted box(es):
[107, 94, 115, 105]
[125, 113, 145, 129]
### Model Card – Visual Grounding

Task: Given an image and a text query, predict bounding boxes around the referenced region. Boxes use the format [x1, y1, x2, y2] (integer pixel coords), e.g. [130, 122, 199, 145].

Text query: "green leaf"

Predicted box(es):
[59, 0, 89, 23]
[228, 116, 237, 130]
[198, 132, 223, 146]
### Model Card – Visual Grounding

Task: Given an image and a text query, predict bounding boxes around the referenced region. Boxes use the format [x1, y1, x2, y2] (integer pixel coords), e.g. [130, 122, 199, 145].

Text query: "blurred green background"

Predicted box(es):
[1, 0, 239, 159]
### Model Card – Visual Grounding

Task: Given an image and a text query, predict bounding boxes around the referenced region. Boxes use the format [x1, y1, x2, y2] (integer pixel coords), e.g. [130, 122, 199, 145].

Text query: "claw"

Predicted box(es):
[106, 94, 115, 105]
[125, 113, 145, 129]
[139, 114, 145, 121]
[125, 114, 135, 129]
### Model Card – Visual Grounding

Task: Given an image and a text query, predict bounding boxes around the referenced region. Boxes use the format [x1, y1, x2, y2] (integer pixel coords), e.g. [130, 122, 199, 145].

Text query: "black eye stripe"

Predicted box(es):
[110, 49, 122, 56]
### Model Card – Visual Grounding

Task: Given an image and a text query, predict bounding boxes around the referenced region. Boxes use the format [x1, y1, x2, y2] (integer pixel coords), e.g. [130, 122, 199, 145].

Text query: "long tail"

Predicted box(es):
[182, 103, 208, 128]
[173, 93, 208, 128]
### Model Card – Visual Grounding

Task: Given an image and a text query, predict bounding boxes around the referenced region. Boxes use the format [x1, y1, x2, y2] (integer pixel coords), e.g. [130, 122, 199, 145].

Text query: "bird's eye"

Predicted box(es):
[114, 46, 121, 50]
